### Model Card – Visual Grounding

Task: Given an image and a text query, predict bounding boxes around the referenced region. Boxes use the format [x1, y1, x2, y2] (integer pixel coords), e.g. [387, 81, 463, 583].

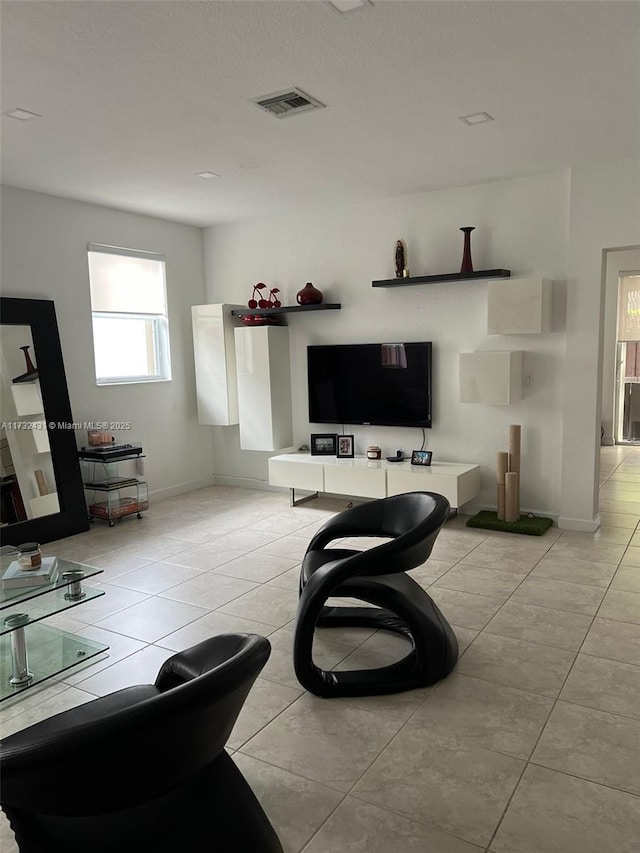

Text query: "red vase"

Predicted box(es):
[460, 227, 475, 274]
[20, 346, 36, 373]
[296, 282, 323, 305]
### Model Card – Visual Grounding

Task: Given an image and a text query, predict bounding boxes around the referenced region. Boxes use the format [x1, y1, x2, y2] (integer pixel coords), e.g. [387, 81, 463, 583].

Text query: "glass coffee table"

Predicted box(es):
[0, 554, 109, 702]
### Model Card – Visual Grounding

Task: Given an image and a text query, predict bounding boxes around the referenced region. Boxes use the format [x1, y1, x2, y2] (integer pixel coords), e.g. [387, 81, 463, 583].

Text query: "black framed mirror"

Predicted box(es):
[0, 297, 89, 545]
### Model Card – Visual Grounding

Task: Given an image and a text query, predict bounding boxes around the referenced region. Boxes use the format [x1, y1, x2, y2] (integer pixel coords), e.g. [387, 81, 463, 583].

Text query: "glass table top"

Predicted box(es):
[0, 552, 104, 634]
[0, 622, 109, 702]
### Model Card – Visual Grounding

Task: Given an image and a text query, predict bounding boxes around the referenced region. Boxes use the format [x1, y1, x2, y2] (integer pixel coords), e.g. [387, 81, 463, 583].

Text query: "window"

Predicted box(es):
[87, 244, 171, 385]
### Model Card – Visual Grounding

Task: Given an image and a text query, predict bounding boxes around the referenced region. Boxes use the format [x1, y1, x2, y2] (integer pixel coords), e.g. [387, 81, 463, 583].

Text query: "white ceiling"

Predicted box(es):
[1, 0, 639, 226]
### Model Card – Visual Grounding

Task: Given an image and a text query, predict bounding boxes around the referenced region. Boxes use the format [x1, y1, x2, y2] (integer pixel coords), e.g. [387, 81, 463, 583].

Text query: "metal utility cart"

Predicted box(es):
[78, 444, 148, 527]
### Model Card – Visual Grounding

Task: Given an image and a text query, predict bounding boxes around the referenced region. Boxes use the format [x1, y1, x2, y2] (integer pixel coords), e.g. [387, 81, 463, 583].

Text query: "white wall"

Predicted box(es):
[0, 186, 212, 499]
[560, 157, 640, 529]
[203, 171, 570, 518]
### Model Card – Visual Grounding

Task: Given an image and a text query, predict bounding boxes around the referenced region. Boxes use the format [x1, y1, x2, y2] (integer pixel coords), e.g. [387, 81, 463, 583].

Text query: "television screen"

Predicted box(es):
[308, 342, 432, 428]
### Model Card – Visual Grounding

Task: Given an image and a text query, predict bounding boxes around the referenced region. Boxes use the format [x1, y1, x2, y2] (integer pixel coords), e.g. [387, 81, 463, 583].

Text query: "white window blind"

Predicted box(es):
[617, 273, 640, 342]
[87, 243, 171, 385]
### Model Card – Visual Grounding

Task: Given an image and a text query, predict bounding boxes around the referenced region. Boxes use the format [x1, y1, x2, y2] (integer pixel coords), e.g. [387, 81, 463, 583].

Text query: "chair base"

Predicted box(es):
[294, 572, 458, 698]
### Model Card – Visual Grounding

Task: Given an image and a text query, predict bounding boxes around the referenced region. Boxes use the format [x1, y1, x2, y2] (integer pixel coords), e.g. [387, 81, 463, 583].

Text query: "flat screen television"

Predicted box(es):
[308, 342, 432, 428]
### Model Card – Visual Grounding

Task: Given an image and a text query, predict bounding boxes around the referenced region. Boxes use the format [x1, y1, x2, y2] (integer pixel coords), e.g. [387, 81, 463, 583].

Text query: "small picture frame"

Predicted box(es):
[411, 450, 432, 466]
[337, 434, 355, 458]
[310, 433, 338, 456]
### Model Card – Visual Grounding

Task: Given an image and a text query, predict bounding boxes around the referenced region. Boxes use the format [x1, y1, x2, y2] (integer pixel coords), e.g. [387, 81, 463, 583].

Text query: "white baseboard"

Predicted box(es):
[150, 476, 215, 502]
[601, 438, 614, 446]
[558, 514, 601, 532]
[212, 475, 275, 491]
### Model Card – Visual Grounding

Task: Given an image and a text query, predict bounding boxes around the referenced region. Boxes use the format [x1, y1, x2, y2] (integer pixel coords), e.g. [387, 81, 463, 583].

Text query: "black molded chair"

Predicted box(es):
[293, 492, 458, 697]
[0, 634, 283, 853]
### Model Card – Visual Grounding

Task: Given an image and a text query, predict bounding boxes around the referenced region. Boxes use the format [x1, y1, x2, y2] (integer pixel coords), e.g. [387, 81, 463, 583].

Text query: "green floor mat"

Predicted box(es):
[466, 510, 554, 536]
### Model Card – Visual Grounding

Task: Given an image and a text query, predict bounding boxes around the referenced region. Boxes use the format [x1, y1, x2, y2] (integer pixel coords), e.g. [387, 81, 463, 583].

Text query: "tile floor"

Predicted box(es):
[2, 446, 640, 852]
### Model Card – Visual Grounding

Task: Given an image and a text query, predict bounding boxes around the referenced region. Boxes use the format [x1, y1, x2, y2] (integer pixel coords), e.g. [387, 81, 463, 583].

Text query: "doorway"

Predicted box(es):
[614, 272, 640, 444]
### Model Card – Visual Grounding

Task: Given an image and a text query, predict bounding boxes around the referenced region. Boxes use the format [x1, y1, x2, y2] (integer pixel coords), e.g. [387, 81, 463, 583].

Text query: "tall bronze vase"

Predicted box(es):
[460, 227, 475, 274]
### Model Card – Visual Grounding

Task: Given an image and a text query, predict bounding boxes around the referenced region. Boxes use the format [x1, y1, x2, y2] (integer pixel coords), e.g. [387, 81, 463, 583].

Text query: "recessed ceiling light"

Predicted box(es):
[326, 0, 374, 14]
[195, 171, 220, 179]
[4, 108, 42, 121]
[459, 112, 494, 126]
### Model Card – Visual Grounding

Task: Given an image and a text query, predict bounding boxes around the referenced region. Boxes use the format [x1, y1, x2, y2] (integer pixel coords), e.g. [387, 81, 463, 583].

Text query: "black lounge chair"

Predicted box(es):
[293, 492, 458, 697]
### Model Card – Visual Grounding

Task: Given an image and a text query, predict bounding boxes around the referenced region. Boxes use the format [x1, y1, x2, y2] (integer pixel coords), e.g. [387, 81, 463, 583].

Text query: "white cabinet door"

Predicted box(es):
[235, 326, 293, 452]
[459, 351, 523, 405]
[192, 304, 243, 425]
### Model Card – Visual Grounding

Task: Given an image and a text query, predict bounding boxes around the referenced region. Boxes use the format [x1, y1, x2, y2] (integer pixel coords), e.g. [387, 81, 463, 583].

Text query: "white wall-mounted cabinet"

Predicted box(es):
[29, 492, 60, 519]
[192, 303, 243, 425]
[30, 421, 51, 455]
[487, 277, 552, 335]
[10, 382, 43, 416]
[459, 351, 523, 405]
[234, 326, 293, 452]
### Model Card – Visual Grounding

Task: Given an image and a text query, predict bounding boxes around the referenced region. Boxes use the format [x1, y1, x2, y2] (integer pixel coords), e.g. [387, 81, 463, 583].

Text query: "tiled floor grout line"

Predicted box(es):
[5, 464, 639, 850]
[485, 448, 640, 850]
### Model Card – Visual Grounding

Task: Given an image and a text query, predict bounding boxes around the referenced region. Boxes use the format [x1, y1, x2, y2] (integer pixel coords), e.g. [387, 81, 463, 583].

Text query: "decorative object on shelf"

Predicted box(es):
[268, 287, 282, 307]
[411, 450, 432, 466]
[337, 435, 355, 458]
[20, 345, 36, 374]
[387, 449, 406, 463]
[296, 282, 323, 305]
[87, 429, 113, 446]
[240, 314, 282, 327]
[310, 433, 337, 456]
[248, 282, 269, 309]
[395, 240, 407, 278]
[366, 445, 382, 460]
[12, 345, 38, 384]
[459, 226, 475, 274]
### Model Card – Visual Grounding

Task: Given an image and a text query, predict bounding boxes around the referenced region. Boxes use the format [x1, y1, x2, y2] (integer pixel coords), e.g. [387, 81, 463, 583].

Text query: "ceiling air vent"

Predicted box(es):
[252, 88, 326, 119]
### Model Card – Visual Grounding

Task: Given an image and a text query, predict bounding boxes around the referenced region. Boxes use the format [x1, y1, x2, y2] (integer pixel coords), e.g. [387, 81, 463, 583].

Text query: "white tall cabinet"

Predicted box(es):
[191, 303, 243, 425]
[234, 326, 293, 452]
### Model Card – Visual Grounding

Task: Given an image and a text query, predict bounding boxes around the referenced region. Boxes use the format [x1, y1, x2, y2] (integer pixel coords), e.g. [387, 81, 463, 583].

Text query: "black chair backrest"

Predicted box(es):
[307, 491, 451, 579]
[0, 633, 270, 816]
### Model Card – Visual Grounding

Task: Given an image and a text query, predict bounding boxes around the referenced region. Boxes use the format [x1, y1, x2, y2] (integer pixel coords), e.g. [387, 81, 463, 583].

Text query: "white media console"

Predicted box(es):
[268, 453, 481, 510]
